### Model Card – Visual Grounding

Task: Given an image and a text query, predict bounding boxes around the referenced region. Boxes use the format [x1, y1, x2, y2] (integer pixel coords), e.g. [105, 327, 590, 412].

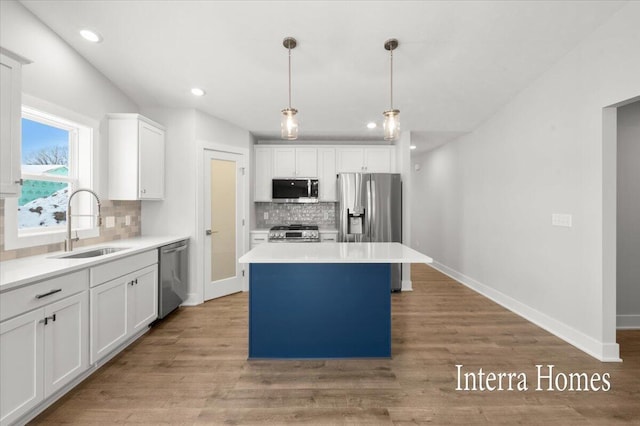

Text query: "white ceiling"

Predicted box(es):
[21, 0, 625, 153]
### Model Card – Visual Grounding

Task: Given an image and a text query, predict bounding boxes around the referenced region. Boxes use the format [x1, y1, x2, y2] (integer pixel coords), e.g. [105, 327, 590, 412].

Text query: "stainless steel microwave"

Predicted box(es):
[272, 178, 319, 203]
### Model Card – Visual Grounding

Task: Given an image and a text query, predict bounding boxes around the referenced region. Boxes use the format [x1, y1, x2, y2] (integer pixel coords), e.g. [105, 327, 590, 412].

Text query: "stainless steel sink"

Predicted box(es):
[55, 247, 128, 259]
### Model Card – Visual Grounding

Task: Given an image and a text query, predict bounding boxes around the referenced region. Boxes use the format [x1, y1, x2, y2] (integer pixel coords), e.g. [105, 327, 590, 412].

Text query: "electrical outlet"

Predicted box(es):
[105, 216, 115, 228]
[324, 211, 329, 220]
[552, 213, 572, 227]
[125, 215, 131, 226]
[263, 212, 269, 220]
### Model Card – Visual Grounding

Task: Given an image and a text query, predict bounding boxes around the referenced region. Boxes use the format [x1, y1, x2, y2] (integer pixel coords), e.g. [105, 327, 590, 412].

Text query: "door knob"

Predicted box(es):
[205, 230, 219, 236]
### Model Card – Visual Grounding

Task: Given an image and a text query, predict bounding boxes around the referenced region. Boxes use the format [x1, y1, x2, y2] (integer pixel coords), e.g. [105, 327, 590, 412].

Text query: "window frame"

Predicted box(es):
[3, 95, 99, 250]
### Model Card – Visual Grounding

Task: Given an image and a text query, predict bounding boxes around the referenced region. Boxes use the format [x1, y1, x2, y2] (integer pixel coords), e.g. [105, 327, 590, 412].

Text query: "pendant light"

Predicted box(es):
[383, 38, 400, 141]
[281, 37, 299, 140]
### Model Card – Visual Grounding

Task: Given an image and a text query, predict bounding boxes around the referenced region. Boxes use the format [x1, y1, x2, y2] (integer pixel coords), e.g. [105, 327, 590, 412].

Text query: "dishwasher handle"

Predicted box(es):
[161, 244, 187, 255]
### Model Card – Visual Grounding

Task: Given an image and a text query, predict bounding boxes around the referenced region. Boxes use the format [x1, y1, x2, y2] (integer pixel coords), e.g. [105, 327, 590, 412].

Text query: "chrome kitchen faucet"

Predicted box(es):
[65, 188, 102, 252]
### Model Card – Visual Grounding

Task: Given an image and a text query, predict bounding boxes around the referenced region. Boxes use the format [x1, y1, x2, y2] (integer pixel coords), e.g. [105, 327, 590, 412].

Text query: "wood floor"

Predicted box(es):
[32, 264, 640, 425]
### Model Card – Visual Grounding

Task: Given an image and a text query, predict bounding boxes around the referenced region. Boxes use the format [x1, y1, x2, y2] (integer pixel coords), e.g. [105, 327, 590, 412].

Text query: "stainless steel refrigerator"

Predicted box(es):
[337, 173, 402, 291]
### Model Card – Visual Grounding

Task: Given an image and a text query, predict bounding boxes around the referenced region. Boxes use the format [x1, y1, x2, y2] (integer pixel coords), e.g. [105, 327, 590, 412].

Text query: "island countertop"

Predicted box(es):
[239, 242, 432, 264]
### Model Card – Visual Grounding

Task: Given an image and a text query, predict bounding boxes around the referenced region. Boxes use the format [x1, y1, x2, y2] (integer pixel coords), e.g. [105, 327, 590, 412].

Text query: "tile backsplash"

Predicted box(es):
[255, 202, 337, 229]
[0, 199, 141, 261]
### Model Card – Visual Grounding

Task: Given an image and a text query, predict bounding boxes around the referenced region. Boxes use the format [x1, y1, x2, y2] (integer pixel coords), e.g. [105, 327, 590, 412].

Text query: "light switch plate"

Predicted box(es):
[105, 216, 115, 228]
[125, 215, 131, 226]
[552, 213, 572, 227]
[263, 212, 269, 220]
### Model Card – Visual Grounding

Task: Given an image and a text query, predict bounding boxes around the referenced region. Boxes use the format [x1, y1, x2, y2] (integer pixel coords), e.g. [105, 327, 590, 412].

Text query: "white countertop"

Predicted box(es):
[239, 242, 432, 264]
[1, 236, 189, 292]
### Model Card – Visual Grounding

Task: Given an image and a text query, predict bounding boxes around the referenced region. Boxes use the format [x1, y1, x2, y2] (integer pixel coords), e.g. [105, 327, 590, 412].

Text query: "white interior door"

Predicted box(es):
[204, 150, 244, 300]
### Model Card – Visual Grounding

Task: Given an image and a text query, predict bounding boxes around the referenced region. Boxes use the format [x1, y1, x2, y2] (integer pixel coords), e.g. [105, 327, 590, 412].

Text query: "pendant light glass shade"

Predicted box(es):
[281, 107, 299, 140]
[281, 37, 299, 140]
[383, 39, 400, 141]
[383, 109, 400, 141]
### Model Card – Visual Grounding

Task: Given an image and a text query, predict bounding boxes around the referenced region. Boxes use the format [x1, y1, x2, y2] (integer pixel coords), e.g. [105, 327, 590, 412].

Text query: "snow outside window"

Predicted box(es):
[3, 101, 98, 250]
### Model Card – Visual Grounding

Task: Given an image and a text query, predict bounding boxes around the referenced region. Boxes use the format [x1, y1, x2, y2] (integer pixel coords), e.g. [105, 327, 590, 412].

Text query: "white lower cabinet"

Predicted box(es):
[0, 249, 159, 425]
[320, 231, 338, 242]
[0, 309, 43, 426]
[43, 292, 88, 396]
[128, 266, 158, 335]
[250, 231, 269, 249]
[90, 278, 128, 363]
[0, 290, 88, 426]
[90, 264, 158, 364]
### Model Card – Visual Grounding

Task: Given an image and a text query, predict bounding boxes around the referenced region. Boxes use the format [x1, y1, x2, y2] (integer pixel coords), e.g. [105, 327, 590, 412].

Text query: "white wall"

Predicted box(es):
[0, 0, 138, 197]
[411, 2, 640, 361]
[140, 107, 251, 304]
[617, 101, 640, 329]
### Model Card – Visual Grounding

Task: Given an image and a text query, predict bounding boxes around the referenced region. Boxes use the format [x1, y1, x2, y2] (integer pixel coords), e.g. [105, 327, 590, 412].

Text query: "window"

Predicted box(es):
[4, 98, 97, 250]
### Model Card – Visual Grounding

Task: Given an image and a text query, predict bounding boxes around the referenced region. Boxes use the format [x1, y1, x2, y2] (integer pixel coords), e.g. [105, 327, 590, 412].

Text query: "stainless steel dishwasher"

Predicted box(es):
[158, 240, 188, 319]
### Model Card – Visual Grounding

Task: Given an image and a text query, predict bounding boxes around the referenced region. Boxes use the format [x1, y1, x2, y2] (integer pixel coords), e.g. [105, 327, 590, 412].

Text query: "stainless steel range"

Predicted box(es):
[268, 224, 320, 242]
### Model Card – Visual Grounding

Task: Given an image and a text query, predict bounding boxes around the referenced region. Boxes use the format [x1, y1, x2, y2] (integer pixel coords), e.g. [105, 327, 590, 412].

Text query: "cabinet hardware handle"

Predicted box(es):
[39, 314, 56, 325]
[35, 289, 62, 299]
[254, 238, 265, 241]
[129, 280, 134, 286]
[134, 279, 138, 285]
[14, 179, 24, 185]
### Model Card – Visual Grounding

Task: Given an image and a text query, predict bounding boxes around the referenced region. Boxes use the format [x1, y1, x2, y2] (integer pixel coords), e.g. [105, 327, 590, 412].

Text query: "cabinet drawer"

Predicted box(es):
[320, 232, 338, 242]
[0, 270, 87, 322]
[90, 250, 157, 287]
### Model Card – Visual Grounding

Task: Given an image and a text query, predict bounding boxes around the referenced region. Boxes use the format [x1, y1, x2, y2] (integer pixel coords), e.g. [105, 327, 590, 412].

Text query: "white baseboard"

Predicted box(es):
[617, 314, 640, 329]
[401, 279, 413, 291]
[430, 261, 621, 363]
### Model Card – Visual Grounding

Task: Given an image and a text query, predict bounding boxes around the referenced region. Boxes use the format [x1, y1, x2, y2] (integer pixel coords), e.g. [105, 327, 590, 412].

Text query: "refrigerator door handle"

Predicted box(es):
[367, 178, 373, 241]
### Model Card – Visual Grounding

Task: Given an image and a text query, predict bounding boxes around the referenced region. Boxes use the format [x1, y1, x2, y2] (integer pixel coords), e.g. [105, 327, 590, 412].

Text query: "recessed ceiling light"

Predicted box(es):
[191, 88, 206, 97]
[367, 122, 377, 129]
[79, 29, 102, 43]
[410, 145, 417, 150]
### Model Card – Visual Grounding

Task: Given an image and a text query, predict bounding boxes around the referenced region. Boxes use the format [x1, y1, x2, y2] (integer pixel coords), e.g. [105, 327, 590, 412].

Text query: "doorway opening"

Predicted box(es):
[604, 95, 640, 358]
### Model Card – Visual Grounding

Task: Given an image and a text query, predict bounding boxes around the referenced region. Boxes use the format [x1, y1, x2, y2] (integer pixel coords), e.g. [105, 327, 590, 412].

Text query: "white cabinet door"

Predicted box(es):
[295, 148, 317, 177]
[90, 278, 128, 364]
[317, 148, 337, 201]
[364, 148, 392, 173]
[128, 265, 158, 335]
[108, 114, 165, 200]
[0, 53, 23, 197]
[0, 309, 44, 425]
[254, 147, 272, 201]
[138, 121, 165, 199]
[272, 147, 296, 177]
[336, 148, 365, 173]
[273, 147, 317, 178]
[43, 292, 88, 396]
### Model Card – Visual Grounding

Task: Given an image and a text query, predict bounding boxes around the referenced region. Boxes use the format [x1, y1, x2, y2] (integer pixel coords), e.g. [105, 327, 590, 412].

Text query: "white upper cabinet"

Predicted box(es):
[317, 148, 337, 201]
[295, 148, 318, 177]
[254, 146, 273, 201]
[336, 147, 395, 173]
[335, 148, 364, 173]
[363, 147, 395, 172]
[108, 114, 165, 200]
[273, 147, 317, 177]
[1, 49, 31, 198]
[253, 144, 396, 202]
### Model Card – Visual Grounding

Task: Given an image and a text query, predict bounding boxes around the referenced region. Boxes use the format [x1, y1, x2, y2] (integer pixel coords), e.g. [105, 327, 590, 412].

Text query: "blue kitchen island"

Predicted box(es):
[239, 242, 432, 359]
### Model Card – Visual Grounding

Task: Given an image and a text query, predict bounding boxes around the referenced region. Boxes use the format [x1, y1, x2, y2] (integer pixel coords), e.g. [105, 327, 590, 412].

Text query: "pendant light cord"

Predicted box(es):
[390, 48, 394, 110]
[288, 45, 292, 109]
